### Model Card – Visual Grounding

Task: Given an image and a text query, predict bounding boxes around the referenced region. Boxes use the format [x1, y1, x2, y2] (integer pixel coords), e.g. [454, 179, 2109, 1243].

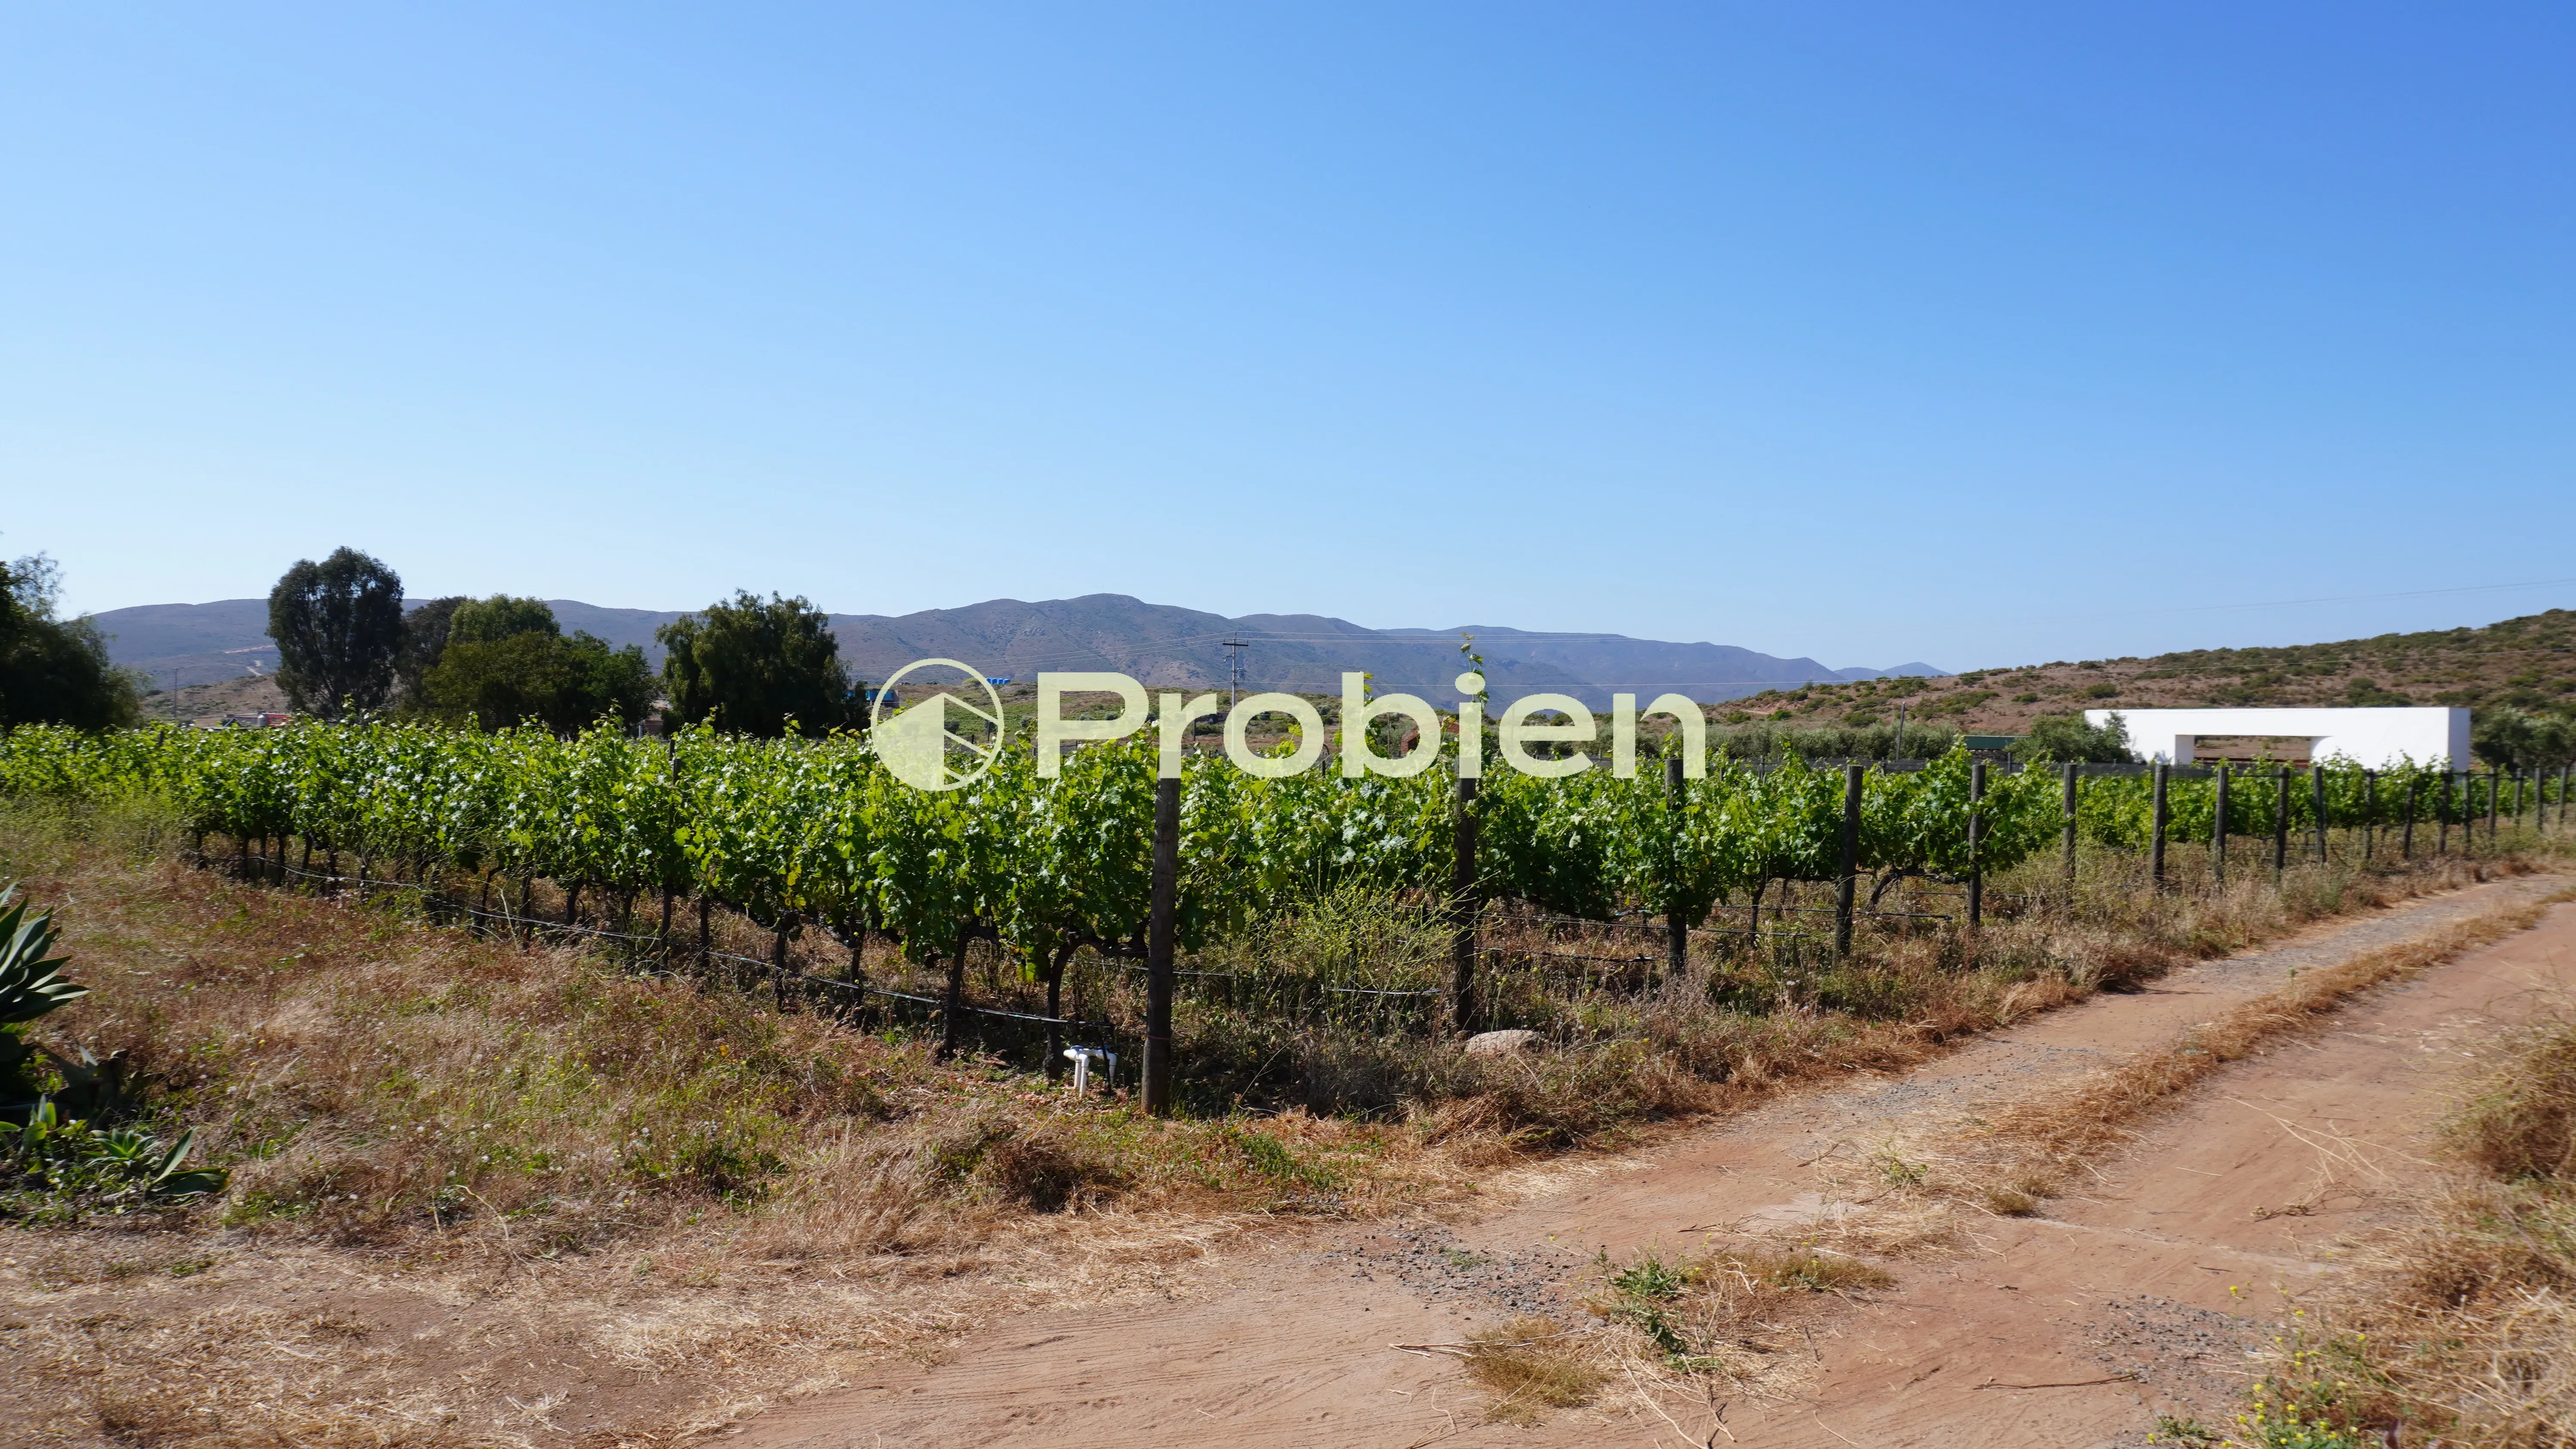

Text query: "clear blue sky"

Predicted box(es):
[6, 4, 2570, 672]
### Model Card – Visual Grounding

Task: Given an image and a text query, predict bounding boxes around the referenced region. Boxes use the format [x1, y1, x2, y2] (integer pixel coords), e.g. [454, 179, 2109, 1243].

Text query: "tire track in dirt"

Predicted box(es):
[728, 876, 2570, 1449]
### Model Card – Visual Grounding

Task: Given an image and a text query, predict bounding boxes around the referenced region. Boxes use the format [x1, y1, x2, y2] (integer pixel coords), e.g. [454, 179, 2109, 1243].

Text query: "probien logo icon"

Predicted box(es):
[870, 659, 1007, 791]
[869, 660, 1708, 790]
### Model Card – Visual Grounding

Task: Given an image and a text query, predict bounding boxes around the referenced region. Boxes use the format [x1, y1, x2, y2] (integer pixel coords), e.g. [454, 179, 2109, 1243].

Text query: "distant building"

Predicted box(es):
[2086, 707, 2470, 770]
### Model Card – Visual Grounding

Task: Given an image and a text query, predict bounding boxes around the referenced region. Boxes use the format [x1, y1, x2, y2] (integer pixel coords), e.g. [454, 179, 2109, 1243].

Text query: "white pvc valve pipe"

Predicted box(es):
[1062, 1046, 1116, 1096]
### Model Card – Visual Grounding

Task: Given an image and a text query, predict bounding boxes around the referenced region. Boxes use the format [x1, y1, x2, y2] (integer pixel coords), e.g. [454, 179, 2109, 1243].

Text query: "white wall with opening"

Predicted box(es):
[2082, 707, 2468, 770]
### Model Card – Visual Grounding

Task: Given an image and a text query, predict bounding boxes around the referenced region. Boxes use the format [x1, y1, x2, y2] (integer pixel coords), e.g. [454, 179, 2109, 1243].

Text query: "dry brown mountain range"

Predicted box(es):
[1725, 607, 2576, 736]
[132, 605, 2576, 739]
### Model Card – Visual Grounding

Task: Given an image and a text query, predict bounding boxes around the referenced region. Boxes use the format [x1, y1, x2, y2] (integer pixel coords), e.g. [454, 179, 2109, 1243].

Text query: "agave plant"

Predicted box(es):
[0, 882, 86, 1025]
[0, 883, 87, 1099]
[0, 1099, 226, 1203]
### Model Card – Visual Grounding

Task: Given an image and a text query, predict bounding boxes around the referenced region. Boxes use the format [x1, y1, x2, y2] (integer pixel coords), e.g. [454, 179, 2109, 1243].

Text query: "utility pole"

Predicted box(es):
[1219, 637, 1249, 709]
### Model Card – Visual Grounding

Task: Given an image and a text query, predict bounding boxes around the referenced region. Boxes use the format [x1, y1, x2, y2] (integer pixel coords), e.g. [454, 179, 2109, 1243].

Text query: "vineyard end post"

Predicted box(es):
[772, 912, 795, 1012]
[938, 934, 968, 1062]
[2061, 762, 2079, 908]
[1967, 758, 1986, 931]
[2213, 765, 2229, 887]
[2363, 770, 2376, 862]
[1665, 753, 1688, 982]
[1143, 774, 1180, 1116]
[1451, 775, 1480, 1034]
[2489, 768, 2501, 843]
[2403, 774, 2418, 859]
[2149, 762, 2169, 893]
[2272, 768, 2290, 879]
[1834, 764, 1862, 960]
[2312, 764, 2330, 863]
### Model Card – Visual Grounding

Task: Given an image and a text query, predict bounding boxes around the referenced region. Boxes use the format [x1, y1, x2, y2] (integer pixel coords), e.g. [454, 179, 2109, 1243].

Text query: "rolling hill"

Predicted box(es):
[87, 594, 1938, 708]
[82, 591, 2576, 732]
[1728, 608, 2576, 736]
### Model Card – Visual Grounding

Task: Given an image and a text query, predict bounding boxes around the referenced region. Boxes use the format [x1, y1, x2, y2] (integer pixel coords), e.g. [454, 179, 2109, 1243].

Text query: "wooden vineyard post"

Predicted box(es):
[1665, 753, 1689, 982]
[939, 934, 968, 1061]
[2273, 767, 2290, 879]
[2363, 770, 2377, 862]
[772, 912, 796, 1012]
[2515, 770, 2528, 830]
[2312, 765, 2330, 863]
[2213, 765, 2229, 886]
[2488, 768, 2501, 844]
[1451, 776, 1480, 1034]
[2403, 774, 2418, 859]
[2150, 763, 2169, 892]
[2061, 762, 2079, 906]
[1834, 764, 1862, 960]
[1143, 774, 1180, 1116]
[2439, 771, 2453, 856]
[1967, 758, 1987, 930]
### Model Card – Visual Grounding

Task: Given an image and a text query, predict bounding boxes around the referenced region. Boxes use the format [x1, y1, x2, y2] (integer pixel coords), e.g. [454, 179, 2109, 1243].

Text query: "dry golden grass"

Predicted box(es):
[1576, 1237, 1898, 1411]
[1462, 1316, 1610, 1426]
[2455, 1011, 2576, 1183]
[1947, 885, 2575, 1206]
[2226, 1002, 2576, 1446]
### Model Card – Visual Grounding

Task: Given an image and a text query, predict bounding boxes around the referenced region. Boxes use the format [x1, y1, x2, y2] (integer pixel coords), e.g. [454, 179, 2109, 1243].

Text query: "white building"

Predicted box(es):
[2083, 706, 2470, 770]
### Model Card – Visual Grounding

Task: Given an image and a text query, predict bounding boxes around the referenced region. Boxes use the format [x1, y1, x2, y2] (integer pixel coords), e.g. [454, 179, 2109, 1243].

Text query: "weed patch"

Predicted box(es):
[1464, 1316, 1606, 1426]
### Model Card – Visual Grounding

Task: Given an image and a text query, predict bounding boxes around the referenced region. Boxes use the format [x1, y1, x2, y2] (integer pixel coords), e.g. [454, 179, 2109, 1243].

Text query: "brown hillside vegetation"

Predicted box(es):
[1724, 606, 2576, 737]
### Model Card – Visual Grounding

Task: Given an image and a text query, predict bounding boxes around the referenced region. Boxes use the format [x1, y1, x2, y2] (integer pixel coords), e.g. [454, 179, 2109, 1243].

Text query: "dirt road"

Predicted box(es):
[731, 877, 2573, 1449]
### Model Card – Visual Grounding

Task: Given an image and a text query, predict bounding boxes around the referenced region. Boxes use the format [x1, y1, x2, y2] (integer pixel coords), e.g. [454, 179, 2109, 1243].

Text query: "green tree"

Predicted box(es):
[421, 597, 652, 733]
[2473, 706, 2576, 771]
[657, 592, 854, 737]
[267, 547, 404, 720]
[449, 594, 559, 645]
[0, 554, 142, 731]
[2010, 711, 2135, 765]
[395, 595, 467, 706]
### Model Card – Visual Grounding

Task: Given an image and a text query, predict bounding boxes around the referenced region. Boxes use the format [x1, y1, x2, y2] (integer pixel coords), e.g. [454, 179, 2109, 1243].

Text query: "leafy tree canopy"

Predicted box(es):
[2011, 711, 2137, 765]
[448, 594, 560, 645]
[0, 554, 141, 731]
[422, 627, 652, 734]
[2473, 706, 2576, 771]
[395, 596, 467, 706]
[657, 591, 854, 737]
[267, 547, 404, 720]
